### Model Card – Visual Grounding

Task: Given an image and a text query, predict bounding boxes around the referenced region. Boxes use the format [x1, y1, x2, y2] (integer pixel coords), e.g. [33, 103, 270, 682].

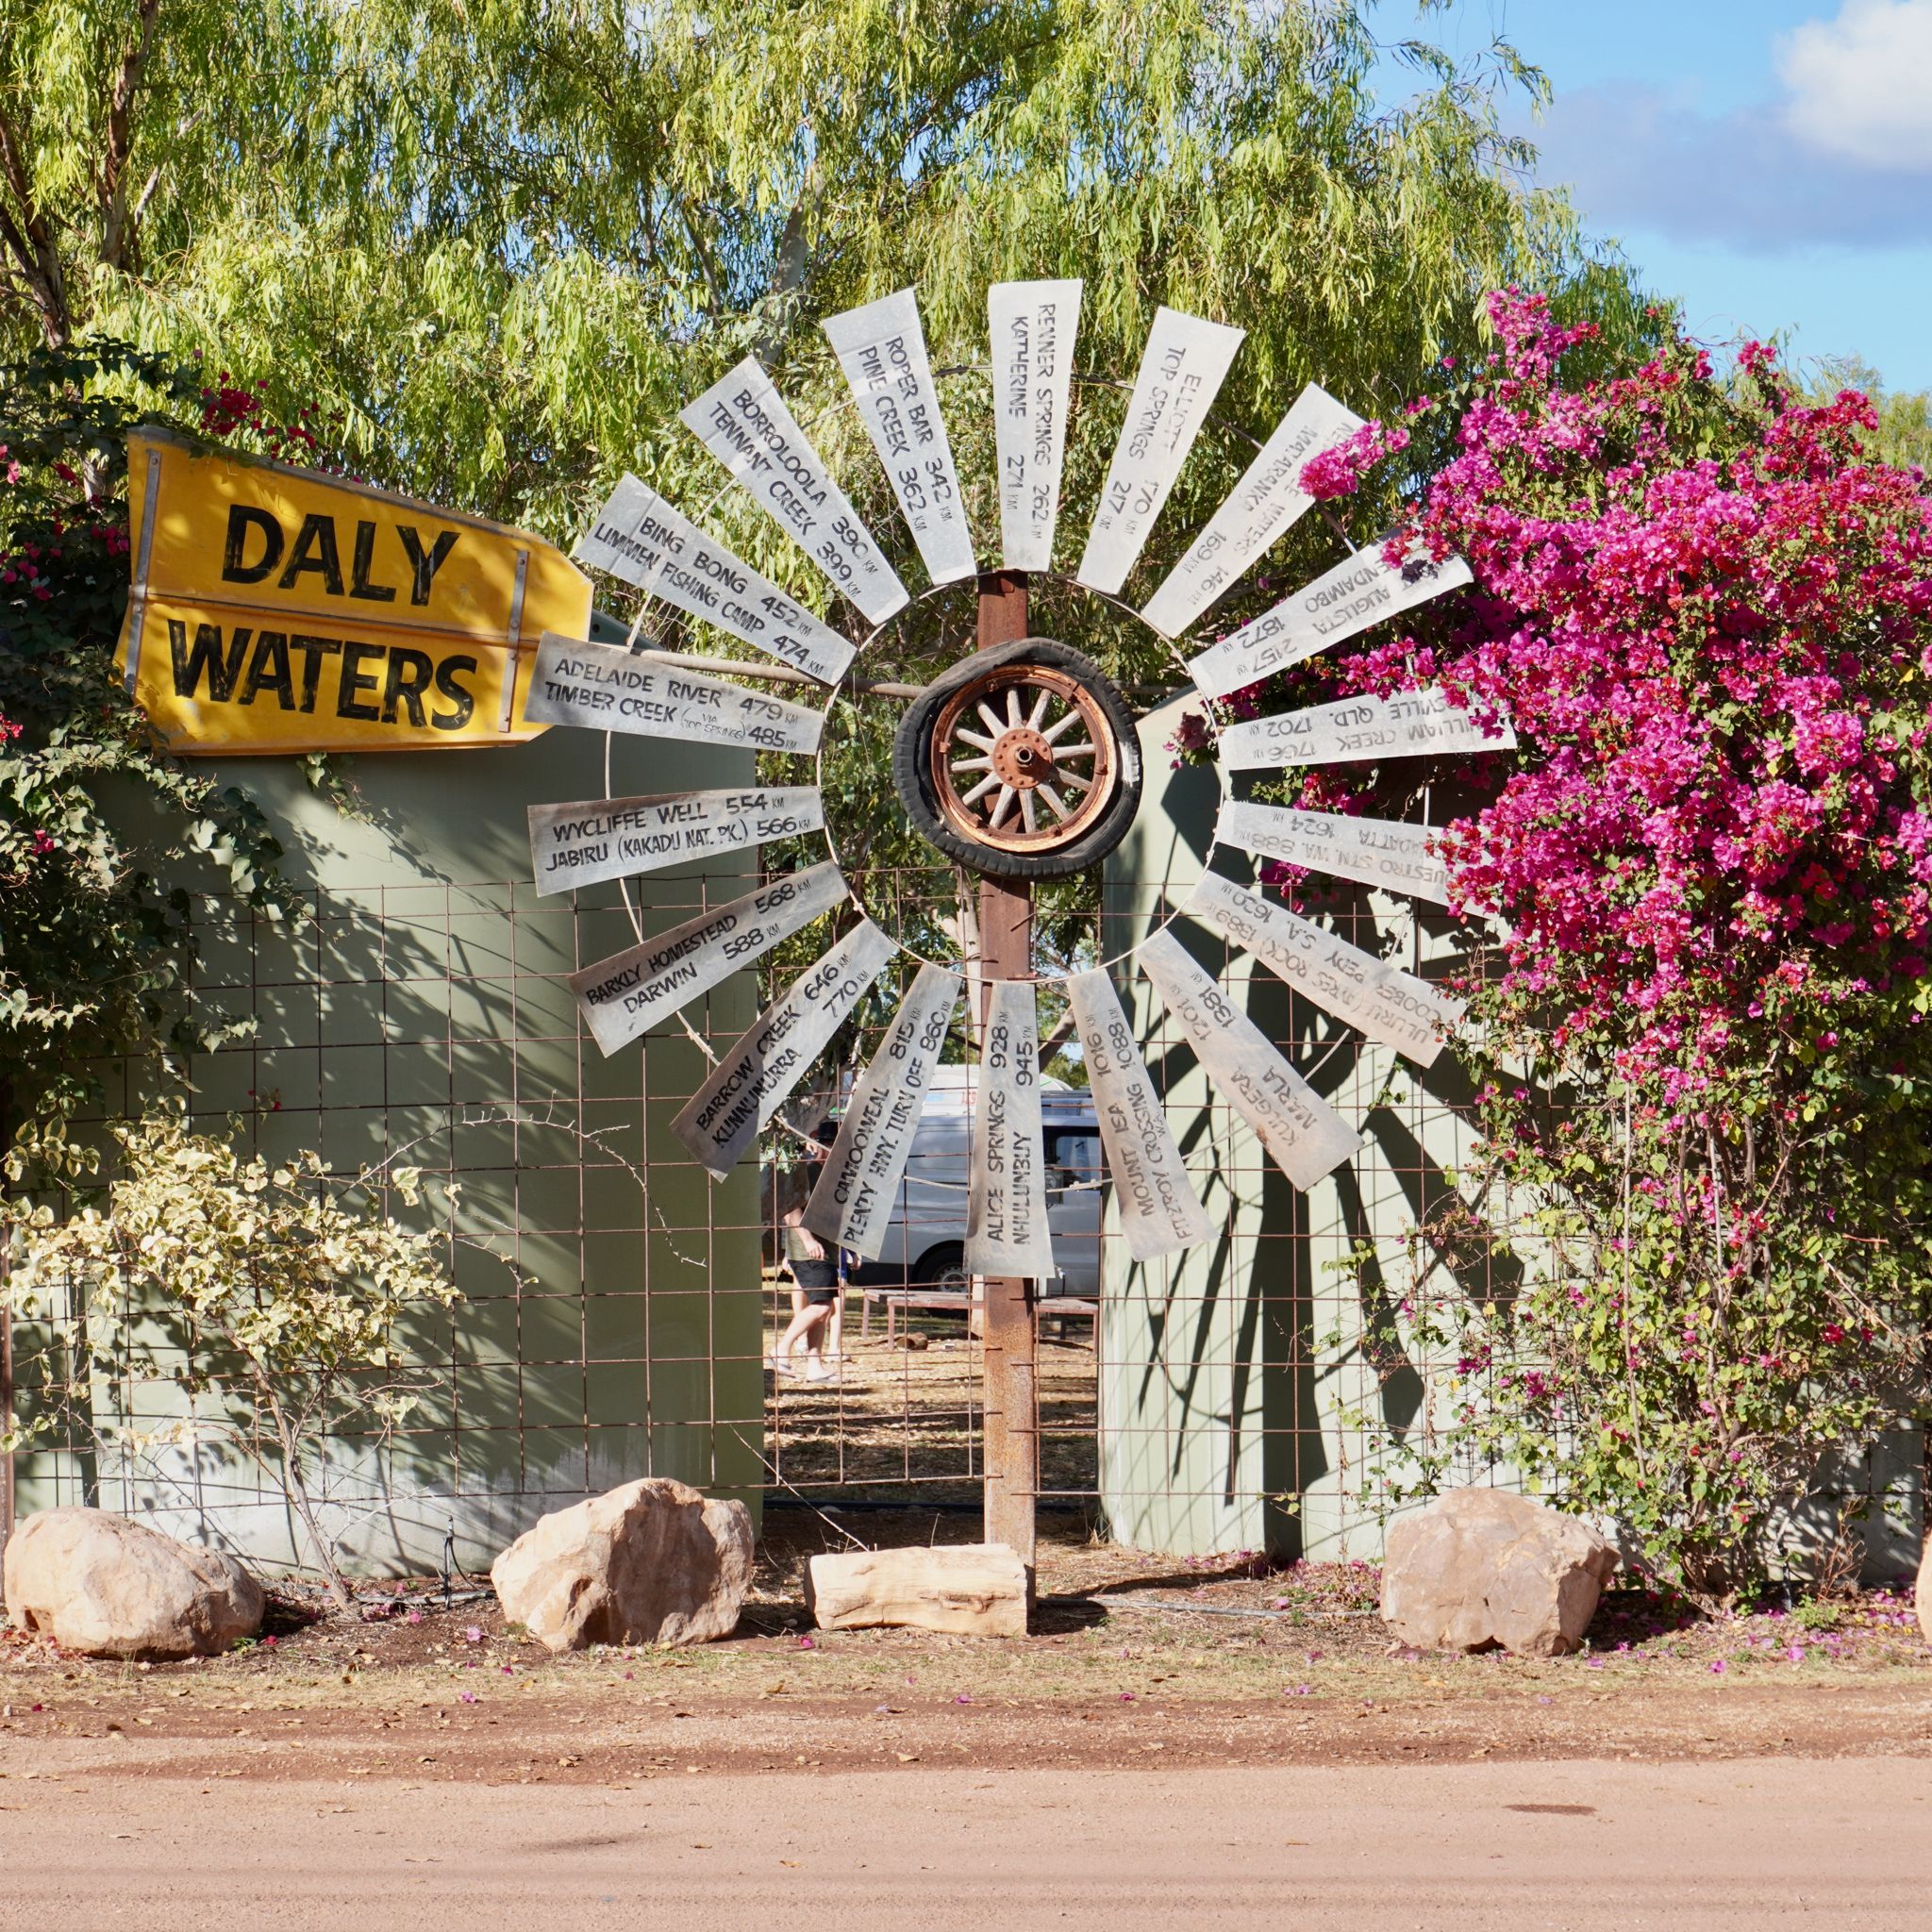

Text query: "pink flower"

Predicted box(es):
[458, 1690, 477, 1705]
[463, 1626, 483, 1644]
[1299, 421, 1411, 501]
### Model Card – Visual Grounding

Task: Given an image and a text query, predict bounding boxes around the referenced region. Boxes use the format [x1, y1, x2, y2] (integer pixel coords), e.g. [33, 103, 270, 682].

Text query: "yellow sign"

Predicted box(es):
[114, 429, 592, 754]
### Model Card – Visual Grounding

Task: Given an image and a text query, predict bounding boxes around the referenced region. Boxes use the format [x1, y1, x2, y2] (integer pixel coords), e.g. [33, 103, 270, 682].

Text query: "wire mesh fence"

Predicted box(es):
[1, 848, 1537, 1583]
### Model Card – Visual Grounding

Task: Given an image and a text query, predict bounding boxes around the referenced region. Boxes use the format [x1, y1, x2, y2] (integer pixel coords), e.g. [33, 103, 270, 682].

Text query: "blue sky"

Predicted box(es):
[1394, 0, 1932, 390]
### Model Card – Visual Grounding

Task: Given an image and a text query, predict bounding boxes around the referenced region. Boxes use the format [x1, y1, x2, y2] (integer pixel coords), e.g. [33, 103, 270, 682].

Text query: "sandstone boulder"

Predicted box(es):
[2, 1507, 264, 1659]
[491, 1477, 753, 1652]
[1917, 1536, 1931, 1645]
[806, 1542, 1028, 1637]
[1380, 1489, 1618, 1657]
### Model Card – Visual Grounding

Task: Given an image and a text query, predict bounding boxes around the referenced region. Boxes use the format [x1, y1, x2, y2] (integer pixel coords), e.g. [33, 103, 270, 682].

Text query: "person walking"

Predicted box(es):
[771, 1210, 841, 1381]
[768, 1123, 842, 1382]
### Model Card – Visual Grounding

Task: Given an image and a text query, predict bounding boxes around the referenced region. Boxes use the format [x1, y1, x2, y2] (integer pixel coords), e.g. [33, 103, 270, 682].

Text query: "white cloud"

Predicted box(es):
[1778, 0, 1932, 172]
[1524, 83, 1932, 252]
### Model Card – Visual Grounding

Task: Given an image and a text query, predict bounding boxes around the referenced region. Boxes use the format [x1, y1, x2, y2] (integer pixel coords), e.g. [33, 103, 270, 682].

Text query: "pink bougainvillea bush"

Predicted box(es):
[1198, 293, 1932, 1597]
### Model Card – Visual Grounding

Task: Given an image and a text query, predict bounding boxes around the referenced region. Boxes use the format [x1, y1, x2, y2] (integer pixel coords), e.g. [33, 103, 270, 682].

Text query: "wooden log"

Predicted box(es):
[804, 1542, 1029, 1637]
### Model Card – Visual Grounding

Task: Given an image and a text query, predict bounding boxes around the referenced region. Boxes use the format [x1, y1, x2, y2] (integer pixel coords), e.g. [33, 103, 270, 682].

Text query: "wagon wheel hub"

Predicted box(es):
[990, 725, 1055, 790]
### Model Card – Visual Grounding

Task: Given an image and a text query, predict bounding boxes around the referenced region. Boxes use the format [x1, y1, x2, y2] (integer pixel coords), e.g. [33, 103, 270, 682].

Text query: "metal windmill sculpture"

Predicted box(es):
[521, 282, 1513, 1565]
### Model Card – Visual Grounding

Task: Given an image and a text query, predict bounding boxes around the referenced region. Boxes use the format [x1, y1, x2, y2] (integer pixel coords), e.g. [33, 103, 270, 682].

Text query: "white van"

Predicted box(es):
[842, 1067, 1105, 1299]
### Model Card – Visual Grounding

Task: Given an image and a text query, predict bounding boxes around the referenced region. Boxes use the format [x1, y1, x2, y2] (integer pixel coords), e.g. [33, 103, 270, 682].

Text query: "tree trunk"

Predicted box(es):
[267, 1401, 353, 1611]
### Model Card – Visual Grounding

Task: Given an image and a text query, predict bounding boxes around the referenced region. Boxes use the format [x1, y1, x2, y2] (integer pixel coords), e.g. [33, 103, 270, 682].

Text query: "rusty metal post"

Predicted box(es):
[974, 570, 1039, 1571]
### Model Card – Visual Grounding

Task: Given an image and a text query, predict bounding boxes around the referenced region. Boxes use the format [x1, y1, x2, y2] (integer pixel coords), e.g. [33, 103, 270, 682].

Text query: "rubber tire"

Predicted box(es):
[916, 1242, 970, 1295]
[891, 638, 1143, 881]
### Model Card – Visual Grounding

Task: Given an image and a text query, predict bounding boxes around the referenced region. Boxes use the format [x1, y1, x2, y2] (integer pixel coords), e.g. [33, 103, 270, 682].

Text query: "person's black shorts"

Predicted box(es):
[791, 1258, 838, 1302]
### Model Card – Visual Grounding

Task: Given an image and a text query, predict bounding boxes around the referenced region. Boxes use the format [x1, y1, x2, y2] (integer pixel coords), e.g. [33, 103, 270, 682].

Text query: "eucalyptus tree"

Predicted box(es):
[3, 0, 1644, 532]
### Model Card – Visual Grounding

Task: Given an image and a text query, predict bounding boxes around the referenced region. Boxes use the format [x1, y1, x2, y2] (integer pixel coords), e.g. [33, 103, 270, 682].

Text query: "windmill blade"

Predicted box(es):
[1217, 686, 1518, 773]
[1187, 540, 1474, 701]
[1216, 799, 1452, 908]
[525, 634, 824, 754]
[567, 861, 847, 1057]
[575, 475, 857, 686]
[964, 978, 1057, 1278]
[527, 786, 824, 897]
[671, 918, 898, 1180]
[681, 358, 909, 625]
[1141, 384, 1366, 640]
[1074, 307, 1246, 596]
[824, 290, 977, 587]
[1063, 968, 1215, 1259]
[804, 962, 962, 1257]
[989, 279, 1083, 572]
[1186, 873, 1464, 1068]
[1138, 928, 1361, 1190]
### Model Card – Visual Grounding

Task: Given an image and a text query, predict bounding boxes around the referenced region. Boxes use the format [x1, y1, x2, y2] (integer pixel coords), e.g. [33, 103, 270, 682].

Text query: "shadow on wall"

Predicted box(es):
[1099, 702, 1507, 1564]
